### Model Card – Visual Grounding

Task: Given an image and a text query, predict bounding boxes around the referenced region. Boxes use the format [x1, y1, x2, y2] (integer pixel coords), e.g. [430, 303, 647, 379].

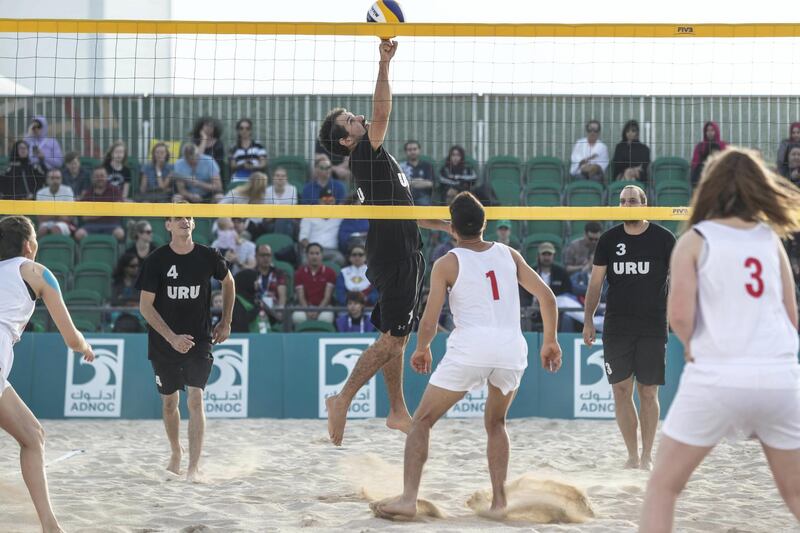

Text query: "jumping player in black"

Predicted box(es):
[137, 215, 235, 481]
[318, 40, 451, 446]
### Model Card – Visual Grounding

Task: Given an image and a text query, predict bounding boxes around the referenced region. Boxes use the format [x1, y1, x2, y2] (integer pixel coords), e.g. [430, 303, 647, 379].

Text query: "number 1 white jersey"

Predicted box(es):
[444, 243, 528, 370]
[690, 221, 798, 364]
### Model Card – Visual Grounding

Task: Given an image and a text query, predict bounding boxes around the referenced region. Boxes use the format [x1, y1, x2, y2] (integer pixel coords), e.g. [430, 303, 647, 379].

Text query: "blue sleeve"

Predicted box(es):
[335, 180, 347, 203]
[300, 183, 314, 205]
[335, 272, 346, 305]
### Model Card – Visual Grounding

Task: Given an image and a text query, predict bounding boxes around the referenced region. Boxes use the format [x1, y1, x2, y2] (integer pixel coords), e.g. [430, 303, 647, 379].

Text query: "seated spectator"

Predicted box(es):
[782, 145, 800, 185]
[777, 122, 800, 174]
[438, 145, 478, 200]
[139, 142, 175, 202]
[111, 252, 141, 307]
[302, 154, 347, 205]
[564, 221, 602, 275]
[2, 140, 45, 199]
[336, 291, 375, 333]
[263, 166, 299, 238]
[400, 140, 434, 205]
[62, 151, 91, 194]
[24, 115, 62, 170]
[690, 121, 727, 184]
[211, 289, 223, 329]
[103, 141, 133, 198]
[253, 244, 288, 327]
[612, 119, 650, 182]
[570, 119, 609, 182]
[174, 143, 222, 203]
[494, 220, 520, 250]
[74, 167, 125, 242]
[36, 168, 75, 237]
[192, 116, 226, 182]
[299, 187, 344, 265]
[229, 118, 267, 183]
[523, 242, 574, 331]
[338, 217, 369, 256]
[315, 139, 351, 184]
[335, 245, 376, 305]
[293, 243, 336, 326]
[125, 220, 157, 261]
[220, 171, 268, 205]
[212, 217, 256, 275]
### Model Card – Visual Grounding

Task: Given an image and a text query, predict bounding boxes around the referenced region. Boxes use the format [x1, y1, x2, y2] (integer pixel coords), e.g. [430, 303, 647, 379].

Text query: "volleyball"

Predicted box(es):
[366, 1, 405, 39]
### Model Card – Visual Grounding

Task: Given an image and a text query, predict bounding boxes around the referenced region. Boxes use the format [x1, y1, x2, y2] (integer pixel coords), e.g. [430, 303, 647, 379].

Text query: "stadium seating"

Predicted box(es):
[63, 289, 104, 326]
[268, 155, 308, 191]
[38, 234, 76, 269]
[45, 261, 71, 291]
[651, 157, 690, 184]
[522, 233, 564, 264]
[485, 155, 523, 205]
[607, 180, 646, 205]
[524, 156, 566, 188]
[74, 262, 113, 302]
[565, 181, 604, 206]
[655, 179, 692, 207]
[295, 320, 336, 333]
[524, 182, 562, 207]
[80, 234, 119, 265]
[526, 220, 566, 238]
[256, 233, 295, 253]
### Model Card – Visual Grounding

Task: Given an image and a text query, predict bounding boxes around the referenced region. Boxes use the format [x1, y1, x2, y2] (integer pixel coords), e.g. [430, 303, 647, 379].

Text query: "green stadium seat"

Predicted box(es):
[0, 156, 9, 172]
[491, 178, 521, 206]
[526, 220, 566, 238]
[73, 318, 99, 333]
[80, 234, 119, 265]
[522, 233, 564, 265]
[607, 180, 646, 206]
[194, 233, 209, 246]
[485, 220, 522, 237]
[525, 156, 566, 188]
[524, 183, 562, 207]
[655, 179, 692, 207]
[485, 155, 523, 183]
[651, 157, 690, 184]
[79, 157, 102, 171]
[295, 320, 336, 333]
[323, 261, 341, 275]
[64, 289, 104, 327]
[656, 220, 683, 235]
[143, 217, 170, 244]
[37, 234, 76, 269]
[256, 233, 296, 253]
[269, 155, 309, 191]
[73, 263, 113, 303]
[193, 218, 214, 243]
[273, 260, 295, 301]
[565, 181, 604, 207]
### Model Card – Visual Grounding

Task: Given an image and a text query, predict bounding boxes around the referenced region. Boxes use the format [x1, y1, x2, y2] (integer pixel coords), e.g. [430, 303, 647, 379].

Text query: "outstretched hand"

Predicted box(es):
[541, 340, 562, 373]
[379, 40, 398, 62]
[411, 347, 432, 374]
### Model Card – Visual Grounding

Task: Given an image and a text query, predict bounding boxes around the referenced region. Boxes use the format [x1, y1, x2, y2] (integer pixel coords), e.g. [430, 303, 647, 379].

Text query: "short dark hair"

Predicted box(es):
[0, 215, 34, 260]
[318, 108, 350, 157]
[306, 242, 323, 254]
[584, 221, 603, 234]
[64, 151, 80, 164]
[449, 192, 485, 238]
[346, 291, 366, 305]
[586, 119, 601, 132]
[404, 140, 420, 150]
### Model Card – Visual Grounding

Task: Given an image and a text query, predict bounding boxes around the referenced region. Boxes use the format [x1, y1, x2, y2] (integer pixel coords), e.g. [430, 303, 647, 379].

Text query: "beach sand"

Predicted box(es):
[1, 417, 797, 532]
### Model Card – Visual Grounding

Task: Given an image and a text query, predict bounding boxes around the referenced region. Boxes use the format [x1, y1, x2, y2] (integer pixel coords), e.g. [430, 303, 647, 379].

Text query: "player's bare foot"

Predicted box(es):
[624, 456, 640, 469]
[42, 520, 65, 533]
[186, 467, 207, 484]
[386, 410, 412, 434]
[370, 495, 417, 520]
[167, 448, 183, 475]
[326, 395, 348, 446]
[640, 456, 653, 471]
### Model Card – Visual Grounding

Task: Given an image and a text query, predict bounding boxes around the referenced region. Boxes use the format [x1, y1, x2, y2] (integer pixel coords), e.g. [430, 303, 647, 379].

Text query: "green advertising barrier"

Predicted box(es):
[8, 333, 689, 420]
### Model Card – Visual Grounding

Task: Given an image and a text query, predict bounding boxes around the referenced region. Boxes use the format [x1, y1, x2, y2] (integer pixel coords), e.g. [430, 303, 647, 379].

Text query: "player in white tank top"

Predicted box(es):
[641, 148, 800, 531]
[0, 215, 95, 532]
[372, 192, 562, 521]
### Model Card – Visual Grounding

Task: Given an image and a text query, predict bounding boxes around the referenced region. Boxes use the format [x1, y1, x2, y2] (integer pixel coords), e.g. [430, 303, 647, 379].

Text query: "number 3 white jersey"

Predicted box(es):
[690, 221, 798, 364]
[444, 243, 528, 370]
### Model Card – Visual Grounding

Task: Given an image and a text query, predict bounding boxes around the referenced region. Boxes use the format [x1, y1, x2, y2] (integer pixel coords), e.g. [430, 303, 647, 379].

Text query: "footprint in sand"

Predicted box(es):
[369, 497, 445, 521]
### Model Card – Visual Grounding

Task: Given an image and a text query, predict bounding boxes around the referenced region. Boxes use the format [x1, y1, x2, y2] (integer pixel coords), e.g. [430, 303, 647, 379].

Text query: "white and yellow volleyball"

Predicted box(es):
[366, 1, 405, 40]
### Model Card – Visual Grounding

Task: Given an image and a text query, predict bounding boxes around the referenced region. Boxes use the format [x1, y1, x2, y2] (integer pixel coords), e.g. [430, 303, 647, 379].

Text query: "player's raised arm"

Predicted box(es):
[22, 261, 94, 361]
[370, 40, 397, 151]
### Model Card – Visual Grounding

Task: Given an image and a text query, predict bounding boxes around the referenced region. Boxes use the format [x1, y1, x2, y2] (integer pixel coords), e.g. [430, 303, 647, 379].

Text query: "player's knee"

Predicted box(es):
[162, 395, 179, 412]
[612, 380, 633, 399]
[774, 470, 800, 500]
[638, 385, 659, 402]
[484, 415, 506, 434]
[19, 420, 45, 451]
[186, 390, 204, 412]
[647, 469, 686, 495]
[411, 411, 436, 430]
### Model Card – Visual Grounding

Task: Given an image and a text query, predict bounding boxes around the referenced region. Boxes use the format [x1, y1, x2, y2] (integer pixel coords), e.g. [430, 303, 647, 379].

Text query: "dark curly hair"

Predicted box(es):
[318, 108, 350, 157]
[191, 116, 223, 141]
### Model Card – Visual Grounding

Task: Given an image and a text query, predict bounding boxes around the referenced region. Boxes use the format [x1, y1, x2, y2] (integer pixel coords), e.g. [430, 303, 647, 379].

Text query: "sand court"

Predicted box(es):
[0, 417, 797, 532]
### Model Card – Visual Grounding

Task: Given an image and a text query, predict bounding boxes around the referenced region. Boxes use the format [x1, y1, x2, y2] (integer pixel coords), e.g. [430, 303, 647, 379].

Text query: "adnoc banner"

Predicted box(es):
[8, 333, 687, 420]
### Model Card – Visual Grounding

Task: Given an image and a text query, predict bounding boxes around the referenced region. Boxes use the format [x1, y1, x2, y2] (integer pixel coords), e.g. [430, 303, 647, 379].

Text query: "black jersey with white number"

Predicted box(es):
[349, 131, 421, 266]
[594, 223, 676, 337]
[136, 244, 228, 360]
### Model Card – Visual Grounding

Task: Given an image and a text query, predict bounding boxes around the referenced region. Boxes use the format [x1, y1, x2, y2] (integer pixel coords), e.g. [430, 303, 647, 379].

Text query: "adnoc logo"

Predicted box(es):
[447, 385, 488, 418]
[318, 337, 376, 418]
[64, 339, 124, 418]
[205, 339, 249, 418]
[573, 338, 615, 419]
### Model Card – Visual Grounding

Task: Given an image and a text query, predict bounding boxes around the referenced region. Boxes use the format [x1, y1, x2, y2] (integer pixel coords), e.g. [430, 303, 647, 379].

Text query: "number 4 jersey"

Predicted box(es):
[444, 243, 528, 371]
[690, 221, 798, 363]
[349, 131, 421, 267]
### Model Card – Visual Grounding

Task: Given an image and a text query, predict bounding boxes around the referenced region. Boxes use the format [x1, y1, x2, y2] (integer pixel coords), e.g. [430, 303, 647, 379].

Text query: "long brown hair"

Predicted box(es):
[234, 171, 268, 203]
[0, 215, 34, 260]
[689, 146, 800, 237]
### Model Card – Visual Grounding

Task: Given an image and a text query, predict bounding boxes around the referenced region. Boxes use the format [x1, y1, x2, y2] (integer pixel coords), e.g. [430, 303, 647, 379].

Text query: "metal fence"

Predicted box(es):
[3, 94, 799, 168]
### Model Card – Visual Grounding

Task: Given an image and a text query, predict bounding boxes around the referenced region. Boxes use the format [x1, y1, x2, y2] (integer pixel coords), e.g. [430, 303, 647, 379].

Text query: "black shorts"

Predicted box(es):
[602, 334, 666, 386]
[150, 354, 214, 395]
[367, 251, 425, 337]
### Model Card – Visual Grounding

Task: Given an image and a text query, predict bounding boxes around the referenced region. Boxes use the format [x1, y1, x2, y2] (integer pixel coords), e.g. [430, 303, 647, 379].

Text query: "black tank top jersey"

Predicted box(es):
[349, 131, 421, 266]
[136, 244, 229, 360]
[593, 223, 676, 337]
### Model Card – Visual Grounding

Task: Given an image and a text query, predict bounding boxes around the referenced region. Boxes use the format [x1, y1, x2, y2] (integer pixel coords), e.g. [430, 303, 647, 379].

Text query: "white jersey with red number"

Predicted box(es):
[444, 243, 528, 370]
[0, 256, 35, 343]
[690, 221, 799, 368]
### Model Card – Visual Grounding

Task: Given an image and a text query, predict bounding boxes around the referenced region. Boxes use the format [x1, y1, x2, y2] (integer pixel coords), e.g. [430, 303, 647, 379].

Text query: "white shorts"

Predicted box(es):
[663, 365, 800, 450]
[429, 357, 524, 396]
[0, 333, 13, 397]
